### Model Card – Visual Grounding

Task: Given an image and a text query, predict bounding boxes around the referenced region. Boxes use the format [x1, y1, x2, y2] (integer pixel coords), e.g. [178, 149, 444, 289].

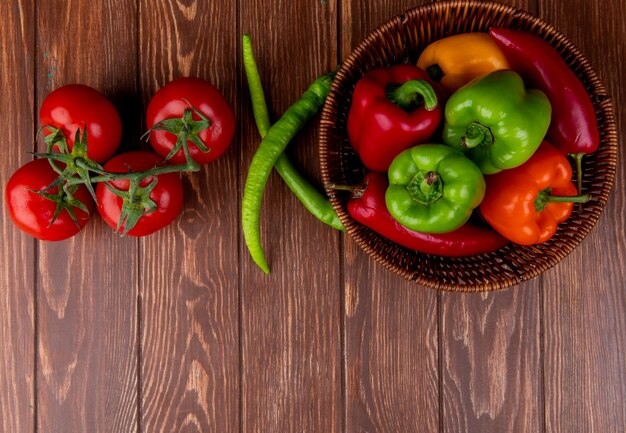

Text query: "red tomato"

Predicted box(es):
[40, 84, 122, 163]
[146, 77, 235, 165]
[95, 151, 184, 236]
[5, 159, 93, 241]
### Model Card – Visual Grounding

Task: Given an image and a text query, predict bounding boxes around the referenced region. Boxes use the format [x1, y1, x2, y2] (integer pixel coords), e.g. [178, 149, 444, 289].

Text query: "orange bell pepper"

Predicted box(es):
[479, 142, 590, 245]
[417, 33, 510, 94]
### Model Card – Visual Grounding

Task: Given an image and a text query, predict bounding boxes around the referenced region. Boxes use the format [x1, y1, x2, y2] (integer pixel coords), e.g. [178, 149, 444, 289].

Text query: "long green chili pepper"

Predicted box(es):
[242, 34, 272, 137]
[242, 70, 334, 273]
[274, 156, 344, 230]
[242, 34, 344, 232]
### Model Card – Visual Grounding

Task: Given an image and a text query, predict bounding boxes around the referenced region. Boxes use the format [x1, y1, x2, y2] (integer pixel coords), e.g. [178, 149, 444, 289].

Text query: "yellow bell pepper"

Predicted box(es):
[417, 33, 510, 94]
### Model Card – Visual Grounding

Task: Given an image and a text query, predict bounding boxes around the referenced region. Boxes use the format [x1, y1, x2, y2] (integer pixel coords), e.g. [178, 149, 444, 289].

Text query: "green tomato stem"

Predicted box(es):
[69, 158, 198, 186]
[143, 106, 212, 160]
[36, 109, 205, 236]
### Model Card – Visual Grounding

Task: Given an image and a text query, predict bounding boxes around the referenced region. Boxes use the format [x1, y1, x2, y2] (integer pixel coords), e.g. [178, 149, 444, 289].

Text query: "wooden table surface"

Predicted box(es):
[1, 0, 625, 432]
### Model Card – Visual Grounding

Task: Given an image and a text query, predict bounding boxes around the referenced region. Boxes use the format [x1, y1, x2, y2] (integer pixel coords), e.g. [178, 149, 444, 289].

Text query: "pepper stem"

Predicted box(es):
[534, 188, 591, 212]
[426, 64, 444, 83]
[407, 170, 443, 205]
[461, 122, 494, 149]
[325, 182, 366, 199]
[387, 79, 438, 112]
[572, 152, 584, 194]
[325, 184, 355, 192]
[547, 194, 591, 203]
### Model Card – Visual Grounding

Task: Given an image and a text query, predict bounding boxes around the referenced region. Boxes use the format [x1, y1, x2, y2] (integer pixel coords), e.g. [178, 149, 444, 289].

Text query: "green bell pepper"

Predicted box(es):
[385, 144, 485, 234]
[442, 70, 551, 174]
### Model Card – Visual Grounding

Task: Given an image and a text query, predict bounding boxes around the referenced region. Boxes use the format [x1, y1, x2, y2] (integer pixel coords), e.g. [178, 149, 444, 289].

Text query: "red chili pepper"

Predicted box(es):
[347, 172, 508, 257]
[347, 65, 444, 172]
[489, 28, 600, 190]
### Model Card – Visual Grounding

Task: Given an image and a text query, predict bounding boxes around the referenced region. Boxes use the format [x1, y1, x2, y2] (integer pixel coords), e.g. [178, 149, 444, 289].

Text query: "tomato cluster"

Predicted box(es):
[5, 78, 235, 241]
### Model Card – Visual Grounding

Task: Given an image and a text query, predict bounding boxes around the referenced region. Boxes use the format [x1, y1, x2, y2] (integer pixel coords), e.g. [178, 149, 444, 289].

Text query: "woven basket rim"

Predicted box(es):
[319, 0, 618, 292]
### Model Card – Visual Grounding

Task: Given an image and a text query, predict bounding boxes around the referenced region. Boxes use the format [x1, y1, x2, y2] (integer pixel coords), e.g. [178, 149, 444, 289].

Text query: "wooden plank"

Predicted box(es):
[438, 1, 544, 432]
[137, 1, 240, 432]
[239, 1, 342, 432]
[540, 0, 626, 431]
[441, 288, 542, 433]
[35, 0, 139, 431]
[343, 251, 440, 433]
[0, 1, 36, 433]
[340, 1, 439, 432]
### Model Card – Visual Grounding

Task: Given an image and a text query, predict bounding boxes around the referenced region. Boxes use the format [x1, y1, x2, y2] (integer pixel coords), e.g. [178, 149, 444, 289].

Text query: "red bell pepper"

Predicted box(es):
[347, 65, 443, 172]
[347, 172, 508, 256]
[479, 142, 590, 246]
[489, 28, 600, 190]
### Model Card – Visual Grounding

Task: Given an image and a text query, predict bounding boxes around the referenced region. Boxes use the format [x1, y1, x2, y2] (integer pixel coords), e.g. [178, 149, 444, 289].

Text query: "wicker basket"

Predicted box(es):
[319, 0, 617, 292]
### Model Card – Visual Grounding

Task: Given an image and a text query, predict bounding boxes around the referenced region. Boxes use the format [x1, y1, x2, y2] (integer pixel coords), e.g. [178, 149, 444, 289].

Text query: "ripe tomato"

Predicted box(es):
[95, 151, 184, 236]
[146, 77, 235, 165]
[5, 159, 94, 241]
[39, 84, 122, 163]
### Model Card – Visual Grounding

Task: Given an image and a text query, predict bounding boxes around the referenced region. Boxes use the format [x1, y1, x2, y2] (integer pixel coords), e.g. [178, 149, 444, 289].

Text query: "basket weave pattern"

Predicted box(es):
[319, 1, 617, 292]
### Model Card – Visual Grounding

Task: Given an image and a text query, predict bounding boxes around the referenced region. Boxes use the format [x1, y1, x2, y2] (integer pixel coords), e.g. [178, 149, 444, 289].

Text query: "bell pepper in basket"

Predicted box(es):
[416, 32, 510, 94]
[385, 144, 485, 234]
[348, 172, 508, 256]
[479, 142, 590, 246]
[442, 70, 551, 174]
[347, 65, 443, 172]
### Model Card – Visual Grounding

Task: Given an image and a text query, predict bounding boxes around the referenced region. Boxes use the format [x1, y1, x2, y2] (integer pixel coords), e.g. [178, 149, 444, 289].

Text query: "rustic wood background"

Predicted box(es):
[1, 0, 624, 432]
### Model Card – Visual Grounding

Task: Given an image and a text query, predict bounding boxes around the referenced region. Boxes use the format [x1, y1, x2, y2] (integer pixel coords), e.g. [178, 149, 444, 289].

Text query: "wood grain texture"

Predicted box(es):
[540, 0, 626, 431]
[239, 1, 342, 432]
[0, 1, 35, 433]
[438, 2, 544, 432]
[340, 1, 439, 433]
[1, 1, 625, 432]
[138, 1, 240, 432]
[35, 0, 139, 432]
[343, 245, 439, 433]
[441, 288, 542, 433]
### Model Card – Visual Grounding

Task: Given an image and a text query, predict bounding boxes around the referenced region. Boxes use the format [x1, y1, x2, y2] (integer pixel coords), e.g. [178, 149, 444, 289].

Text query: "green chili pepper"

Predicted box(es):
[442, 70, 551, 174]
[242, 67, 335, 273]
[242, 34, 272, 137]
[385, 144, 485, 234]
[273, 156, 344, 231]
[242, 34, 344, 234]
